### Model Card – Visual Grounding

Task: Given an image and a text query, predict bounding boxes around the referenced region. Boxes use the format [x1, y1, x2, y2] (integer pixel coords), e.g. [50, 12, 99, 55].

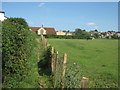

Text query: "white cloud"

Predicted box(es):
[38, 3, 45, 7]
[87, 22, 96, 25]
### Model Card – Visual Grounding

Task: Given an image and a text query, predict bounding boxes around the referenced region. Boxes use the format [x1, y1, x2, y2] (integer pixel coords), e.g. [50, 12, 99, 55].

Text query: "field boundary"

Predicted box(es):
[40, 35, 89, 88]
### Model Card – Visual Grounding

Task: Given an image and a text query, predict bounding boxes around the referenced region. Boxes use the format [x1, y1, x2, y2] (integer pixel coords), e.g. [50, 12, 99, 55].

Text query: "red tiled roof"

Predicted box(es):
[44, 27, 56, 35]
[29, 27, 56, 35]
[29, 27, 40, 32]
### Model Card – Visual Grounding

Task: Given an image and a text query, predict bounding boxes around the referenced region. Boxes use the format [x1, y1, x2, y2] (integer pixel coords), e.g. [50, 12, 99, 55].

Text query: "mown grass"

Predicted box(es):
[48, 39, 118, 88]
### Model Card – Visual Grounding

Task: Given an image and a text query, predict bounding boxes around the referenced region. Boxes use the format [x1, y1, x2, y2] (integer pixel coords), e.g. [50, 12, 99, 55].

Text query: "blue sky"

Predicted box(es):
[2, 2, 118, 32]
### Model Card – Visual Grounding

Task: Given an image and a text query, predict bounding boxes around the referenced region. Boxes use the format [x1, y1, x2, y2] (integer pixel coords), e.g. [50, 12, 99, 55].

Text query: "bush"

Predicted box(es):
[43, 34, 90, 39]
[2, 18, 29, 76]
[2, 18, 39, 88]
[111, 34, 119, 39]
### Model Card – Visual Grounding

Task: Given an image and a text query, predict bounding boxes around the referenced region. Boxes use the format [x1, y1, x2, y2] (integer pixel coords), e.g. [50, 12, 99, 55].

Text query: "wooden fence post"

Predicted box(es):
[55, 51, 59, 72]
[40, 34, 43, 41]
[60, 53, 67, 88]
[44, 39, 47, 49]
[46, 39, 47, 47]
[81, 77, 89, 89]
[42, 36, 45, 47]
[51, 47, 54, 74]
[54, 51, 59, 88]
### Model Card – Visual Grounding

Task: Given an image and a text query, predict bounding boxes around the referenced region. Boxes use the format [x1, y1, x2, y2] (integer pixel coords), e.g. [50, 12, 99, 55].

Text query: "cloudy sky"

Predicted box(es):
[2, 2, 118, 32]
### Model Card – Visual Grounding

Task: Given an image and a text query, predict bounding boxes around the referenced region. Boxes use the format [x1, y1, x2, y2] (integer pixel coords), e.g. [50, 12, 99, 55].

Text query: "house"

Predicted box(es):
[66, 32, 74, 35]
[56, 31, 74, 35]
[29, 25, 56, 35]
[56, 31, 66, 35]
[116, 32, 120, 37]
[0, 11, 7, 21]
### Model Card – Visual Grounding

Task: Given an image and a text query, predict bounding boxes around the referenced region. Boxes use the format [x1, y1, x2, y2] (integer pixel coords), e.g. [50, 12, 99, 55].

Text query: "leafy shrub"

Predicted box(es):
[44, 34, 90, 39]
[2, 18, 39, 88]
[111, 34, 119, 39]
[2, 18, 29, 76]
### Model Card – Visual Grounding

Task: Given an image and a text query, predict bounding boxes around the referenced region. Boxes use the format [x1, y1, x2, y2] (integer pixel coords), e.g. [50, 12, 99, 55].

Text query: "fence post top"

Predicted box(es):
[64, 53, 67, 56]
[82, 77, 89, 80]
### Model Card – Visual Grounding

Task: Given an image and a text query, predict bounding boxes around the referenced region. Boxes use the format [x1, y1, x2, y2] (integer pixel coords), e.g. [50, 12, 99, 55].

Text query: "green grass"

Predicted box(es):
[2, 37, 53, 88]
[37, 38, 53, 88]
[48, 39, 118, 88]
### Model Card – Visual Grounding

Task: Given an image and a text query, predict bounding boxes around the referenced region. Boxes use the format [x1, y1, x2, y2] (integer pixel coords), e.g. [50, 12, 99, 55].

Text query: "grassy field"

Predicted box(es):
[48, 39, 118, 88]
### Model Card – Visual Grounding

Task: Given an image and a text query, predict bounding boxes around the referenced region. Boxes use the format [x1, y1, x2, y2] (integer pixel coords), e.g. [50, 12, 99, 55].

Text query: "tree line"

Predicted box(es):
[44, 28, 119, 39]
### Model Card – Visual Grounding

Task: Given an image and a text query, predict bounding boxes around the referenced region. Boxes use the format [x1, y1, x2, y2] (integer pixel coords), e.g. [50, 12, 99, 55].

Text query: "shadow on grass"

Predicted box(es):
[37, 47, 52, 76]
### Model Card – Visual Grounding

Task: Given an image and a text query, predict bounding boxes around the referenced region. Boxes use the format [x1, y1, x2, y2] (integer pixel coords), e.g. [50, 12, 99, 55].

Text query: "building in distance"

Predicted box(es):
[0, 11, 7, 21]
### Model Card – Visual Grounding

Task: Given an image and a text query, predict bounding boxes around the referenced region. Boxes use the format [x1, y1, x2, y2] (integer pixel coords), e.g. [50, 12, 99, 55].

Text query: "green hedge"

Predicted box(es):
[2, 18, 39, 88]
[43, 34, 91, 39]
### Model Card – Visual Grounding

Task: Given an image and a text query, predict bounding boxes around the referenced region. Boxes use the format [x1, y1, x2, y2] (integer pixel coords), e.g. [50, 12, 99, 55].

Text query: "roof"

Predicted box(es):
[29, 27, 40, 32]
[0, 11, 5, 13]
[29, 27, 56, 35]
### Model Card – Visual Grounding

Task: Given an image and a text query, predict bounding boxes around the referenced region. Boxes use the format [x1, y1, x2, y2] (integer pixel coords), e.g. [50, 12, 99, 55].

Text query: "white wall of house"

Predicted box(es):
[66, 32, 73, 35]
[56, 31, 66, 35]
[117, 33, 120, 37]
[37, 27, 46, 35]
[0, 12, 7, 21]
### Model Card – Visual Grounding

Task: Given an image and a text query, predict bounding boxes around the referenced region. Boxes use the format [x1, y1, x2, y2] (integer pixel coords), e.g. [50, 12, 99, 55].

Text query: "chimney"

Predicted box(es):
[42, 24, 44, 27]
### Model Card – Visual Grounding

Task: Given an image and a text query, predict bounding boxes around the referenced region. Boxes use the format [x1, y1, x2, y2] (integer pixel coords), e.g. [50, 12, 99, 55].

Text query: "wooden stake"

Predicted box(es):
[54, 51, 59, 88]
[44, 39, 47, 49]
[55, 51, 59, 71]
[51, 47, 54, 74]
[46, 39, 47, 48]
[60, 53, 67, 88]
[40, 34, 43, 41]
[81, 77, 89, 89]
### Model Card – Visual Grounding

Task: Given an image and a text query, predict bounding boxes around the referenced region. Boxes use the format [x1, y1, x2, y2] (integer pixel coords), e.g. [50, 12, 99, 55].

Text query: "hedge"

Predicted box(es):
[2, 18, 39, 88]
[43, 34, 91, 39]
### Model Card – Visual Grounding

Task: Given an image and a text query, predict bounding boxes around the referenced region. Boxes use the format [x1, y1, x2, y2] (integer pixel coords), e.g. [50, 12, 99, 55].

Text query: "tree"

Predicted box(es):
[108, 30, 115, 32]
[75, 28, 91, 39]
[75, 28, 83, 35]
[94, 29, 98, 32]
[93, 33, 99, 38]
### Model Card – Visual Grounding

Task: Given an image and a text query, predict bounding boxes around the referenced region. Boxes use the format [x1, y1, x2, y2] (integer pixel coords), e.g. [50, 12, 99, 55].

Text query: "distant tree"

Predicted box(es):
[67, 30, 70, 32]
[92, 33, 99, 38]
[94, 29, 98, 32]
[108, 30, 115, 32]
[83, 30, 86, 32]
[75, 28, 91, 39]
[63, 30, 67, 32]
[75, 28, 83, 35]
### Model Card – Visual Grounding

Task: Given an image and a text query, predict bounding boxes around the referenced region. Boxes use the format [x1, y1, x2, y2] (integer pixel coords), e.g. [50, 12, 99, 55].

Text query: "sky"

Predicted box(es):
[2, 2, 118, 32]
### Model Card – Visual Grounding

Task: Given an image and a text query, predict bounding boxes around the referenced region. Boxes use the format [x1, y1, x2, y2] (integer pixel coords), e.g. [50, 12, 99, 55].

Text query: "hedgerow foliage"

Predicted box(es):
[2, 18, 28, 75]
[44, 34, 91, 39]
[2, 18, 39, 88]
